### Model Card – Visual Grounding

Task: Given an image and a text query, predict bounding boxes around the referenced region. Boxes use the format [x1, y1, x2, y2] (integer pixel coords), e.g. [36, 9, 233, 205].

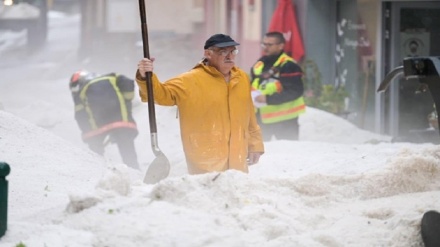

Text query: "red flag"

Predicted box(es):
[268, 0, 305, 62]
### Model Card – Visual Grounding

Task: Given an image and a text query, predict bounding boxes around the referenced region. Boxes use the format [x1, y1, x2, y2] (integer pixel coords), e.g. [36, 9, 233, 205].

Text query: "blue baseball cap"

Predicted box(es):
[204, 34, 240, 49]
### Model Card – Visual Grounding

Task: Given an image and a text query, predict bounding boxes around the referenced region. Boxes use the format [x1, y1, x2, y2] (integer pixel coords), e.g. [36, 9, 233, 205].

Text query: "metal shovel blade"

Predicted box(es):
[143, 152, 170, 184]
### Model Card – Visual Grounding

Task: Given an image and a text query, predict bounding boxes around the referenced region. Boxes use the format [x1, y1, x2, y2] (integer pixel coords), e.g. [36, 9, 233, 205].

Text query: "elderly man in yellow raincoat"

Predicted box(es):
[136, 34, 264, 174]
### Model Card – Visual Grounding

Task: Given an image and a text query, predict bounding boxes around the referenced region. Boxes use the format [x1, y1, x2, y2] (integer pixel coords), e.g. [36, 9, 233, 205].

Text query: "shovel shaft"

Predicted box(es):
[138, 0, 157, 134]
[150, 133, 163, 156]
[138, 0, 171, 184]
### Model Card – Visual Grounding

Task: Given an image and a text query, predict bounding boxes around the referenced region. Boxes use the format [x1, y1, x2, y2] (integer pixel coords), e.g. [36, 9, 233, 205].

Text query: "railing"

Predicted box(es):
[0, 162, 10, 238]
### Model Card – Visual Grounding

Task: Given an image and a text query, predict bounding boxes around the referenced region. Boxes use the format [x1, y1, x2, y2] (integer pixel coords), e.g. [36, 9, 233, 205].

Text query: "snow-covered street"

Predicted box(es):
[0, 9, 439, 247]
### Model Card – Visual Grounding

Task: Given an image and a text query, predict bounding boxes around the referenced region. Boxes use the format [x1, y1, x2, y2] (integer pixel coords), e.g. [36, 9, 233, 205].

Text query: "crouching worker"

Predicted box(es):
[69, 70, 140, 169]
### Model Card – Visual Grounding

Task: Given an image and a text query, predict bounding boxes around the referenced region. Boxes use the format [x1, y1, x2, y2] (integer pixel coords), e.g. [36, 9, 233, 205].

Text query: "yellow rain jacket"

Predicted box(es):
[136, 61, 264, 174]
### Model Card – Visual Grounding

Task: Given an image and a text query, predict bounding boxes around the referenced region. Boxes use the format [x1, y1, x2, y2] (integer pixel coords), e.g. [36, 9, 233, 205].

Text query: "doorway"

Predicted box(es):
[384, 1, 440, 142]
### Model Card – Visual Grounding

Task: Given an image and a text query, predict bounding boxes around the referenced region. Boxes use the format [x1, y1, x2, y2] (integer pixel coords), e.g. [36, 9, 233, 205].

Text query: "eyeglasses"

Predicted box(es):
[210, 48, 239, 56]
[261, 43, 280, 48]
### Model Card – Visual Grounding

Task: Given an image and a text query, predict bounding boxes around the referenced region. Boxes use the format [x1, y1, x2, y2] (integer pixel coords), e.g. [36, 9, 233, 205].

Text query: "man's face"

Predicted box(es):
[204, 46, 238, 74]
[261, 36, 284, 56]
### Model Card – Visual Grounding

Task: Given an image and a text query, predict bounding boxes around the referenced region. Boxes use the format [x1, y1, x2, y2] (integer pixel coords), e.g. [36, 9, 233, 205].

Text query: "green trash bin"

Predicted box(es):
[0, 162, 10, 238]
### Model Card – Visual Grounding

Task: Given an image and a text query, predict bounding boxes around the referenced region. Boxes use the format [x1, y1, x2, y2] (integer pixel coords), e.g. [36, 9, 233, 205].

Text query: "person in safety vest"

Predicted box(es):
[136, 34, 264, 174]
[69, 70, 140, 169]
[250, 31, 305, 141]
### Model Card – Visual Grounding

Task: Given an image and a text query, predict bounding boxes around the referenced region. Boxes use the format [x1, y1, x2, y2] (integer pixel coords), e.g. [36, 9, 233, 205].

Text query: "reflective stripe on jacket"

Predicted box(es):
[82, 121, 137, 140]
[252, 53, 305, 124]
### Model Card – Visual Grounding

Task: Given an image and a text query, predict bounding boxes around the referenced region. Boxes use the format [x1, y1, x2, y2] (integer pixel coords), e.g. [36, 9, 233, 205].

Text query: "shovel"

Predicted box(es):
[138, 0, 170, 184]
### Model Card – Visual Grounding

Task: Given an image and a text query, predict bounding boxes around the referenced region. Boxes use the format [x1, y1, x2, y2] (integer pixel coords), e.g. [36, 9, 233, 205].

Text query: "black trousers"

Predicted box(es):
[257, 116, 299, 141]
[86, 128, 139, 169]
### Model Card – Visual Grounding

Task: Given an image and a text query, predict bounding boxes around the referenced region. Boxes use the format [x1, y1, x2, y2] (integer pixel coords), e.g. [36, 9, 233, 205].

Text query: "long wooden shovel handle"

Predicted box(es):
[138, 0, 170, 185]
[138, 0, 157, 134]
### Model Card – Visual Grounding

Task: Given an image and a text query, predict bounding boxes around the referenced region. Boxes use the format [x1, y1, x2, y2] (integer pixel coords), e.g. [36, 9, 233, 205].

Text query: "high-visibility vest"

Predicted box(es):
[77, 75, 136, 139]
[252, 53, 305, 124]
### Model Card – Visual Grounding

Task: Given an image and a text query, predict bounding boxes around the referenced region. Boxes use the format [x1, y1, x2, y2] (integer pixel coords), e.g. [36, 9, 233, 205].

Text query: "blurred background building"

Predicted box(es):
[203, 0, 440, 142]
[2, 0, 440, 142]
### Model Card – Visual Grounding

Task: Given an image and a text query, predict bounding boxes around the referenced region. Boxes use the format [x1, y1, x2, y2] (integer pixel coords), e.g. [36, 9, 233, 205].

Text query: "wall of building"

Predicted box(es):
[144, 0, 203, 36]
[240, 0, 264, 70]
[202, 0, 264, 71]
[193, 0, 440, 140]
[303, 0, 336, 87]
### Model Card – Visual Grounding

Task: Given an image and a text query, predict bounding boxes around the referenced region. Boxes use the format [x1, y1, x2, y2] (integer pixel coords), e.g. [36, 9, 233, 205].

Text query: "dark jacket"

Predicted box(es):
[250, 52, 304, 105]
[72, 73, 137, 140]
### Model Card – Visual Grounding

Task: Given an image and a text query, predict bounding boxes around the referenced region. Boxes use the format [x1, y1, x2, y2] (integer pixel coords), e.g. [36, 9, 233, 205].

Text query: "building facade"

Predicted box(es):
[77, 0, 440, 141]
[202, 0, 440, 141]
